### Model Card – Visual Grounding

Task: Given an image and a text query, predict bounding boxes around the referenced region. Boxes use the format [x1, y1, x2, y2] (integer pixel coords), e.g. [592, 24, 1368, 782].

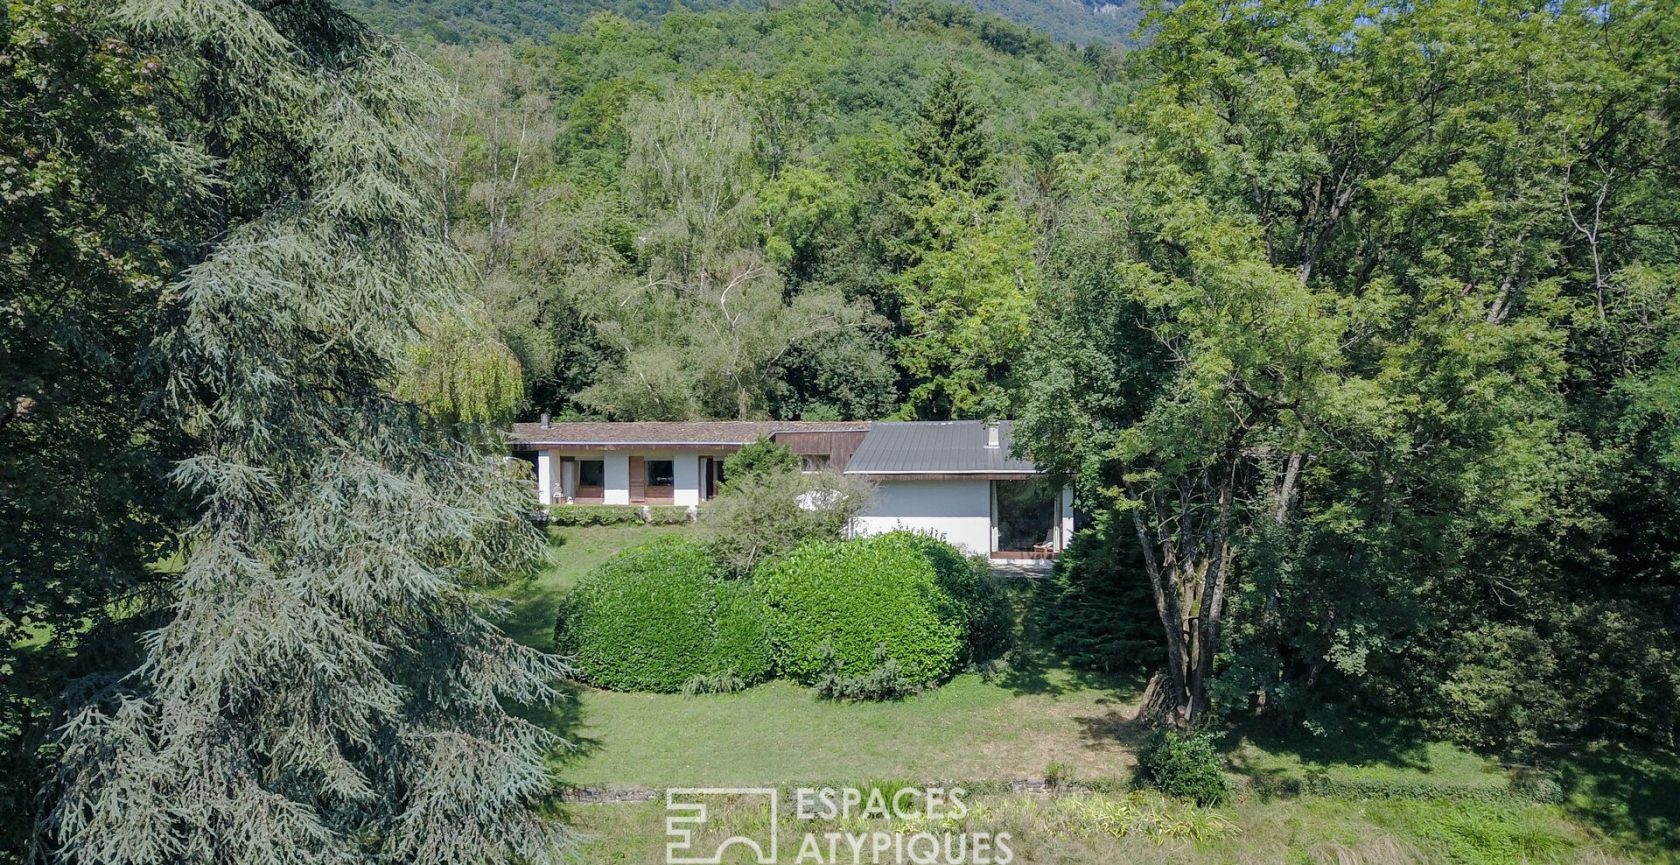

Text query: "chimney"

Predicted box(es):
[984, 421, 1000, 449]
[540, 412, 552, 429]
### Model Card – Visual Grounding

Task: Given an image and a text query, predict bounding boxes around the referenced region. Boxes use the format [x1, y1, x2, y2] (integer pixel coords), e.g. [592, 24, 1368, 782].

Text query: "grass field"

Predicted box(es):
[502, 525, 1680, 864]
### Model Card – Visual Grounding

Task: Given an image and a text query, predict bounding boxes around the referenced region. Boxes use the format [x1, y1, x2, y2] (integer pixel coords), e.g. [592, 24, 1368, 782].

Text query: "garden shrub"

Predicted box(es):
[812, 644, 919, 701]
[721, 436, 799, 485]
[1137, 730, 1232, 806]
[699, 469, 872, 574]
[756, 532, 967, 691]
[647, 505, 694, 524]
[545, 504, 643, 526]
[554, 537, 772, 692]
[894, 532, 1012, 664]
[1033, 513, 1161, 673]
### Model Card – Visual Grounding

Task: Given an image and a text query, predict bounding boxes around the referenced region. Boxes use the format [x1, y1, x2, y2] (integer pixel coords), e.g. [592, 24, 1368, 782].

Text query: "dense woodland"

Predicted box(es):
[340, 0, 1145, 47]
[4, 0, 1680, 862]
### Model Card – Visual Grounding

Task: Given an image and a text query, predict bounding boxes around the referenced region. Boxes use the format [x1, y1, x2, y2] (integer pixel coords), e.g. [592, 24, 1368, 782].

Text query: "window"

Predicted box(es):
[647, 459, 674, 487]
[800, 454, 830, 472]
[578, 460, 604, 487]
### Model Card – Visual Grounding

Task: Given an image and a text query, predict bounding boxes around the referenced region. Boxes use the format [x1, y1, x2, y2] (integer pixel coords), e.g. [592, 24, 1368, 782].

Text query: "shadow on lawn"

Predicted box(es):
[987, 575, 1153, 700]
[509, 680, 602, 772]
[1548, 740, 1680, 862]
[1225, 714, 1440, 780]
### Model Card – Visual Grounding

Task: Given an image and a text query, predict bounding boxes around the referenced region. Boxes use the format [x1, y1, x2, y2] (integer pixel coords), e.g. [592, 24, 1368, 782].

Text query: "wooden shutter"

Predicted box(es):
[628, 456, 646, 502]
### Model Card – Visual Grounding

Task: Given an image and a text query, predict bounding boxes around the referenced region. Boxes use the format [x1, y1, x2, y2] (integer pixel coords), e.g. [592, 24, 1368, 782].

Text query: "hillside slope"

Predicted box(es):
[340, 0, 1144, 45]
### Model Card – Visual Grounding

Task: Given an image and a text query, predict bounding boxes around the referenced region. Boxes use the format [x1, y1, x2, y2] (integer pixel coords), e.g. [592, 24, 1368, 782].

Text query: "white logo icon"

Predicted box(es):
[665, 787, 779, 864]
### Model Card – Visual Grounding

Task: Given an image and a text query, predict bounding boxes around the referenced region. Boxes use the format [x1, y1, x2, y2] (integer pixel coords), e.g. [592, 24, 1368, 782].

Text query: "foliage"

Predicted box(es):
[39, 2, 571, 862]
[812, 643, 921, 701]
[1032, 513, 1162, 674]
[895, 532, 1012, 664]
[339, 0, 1146, 49]
[0, 0, 185, 853]
[699, 469, 874, 575]
[545, 504, 646, 526]
[412, 4, 1111, 421]
[396, 310, 525, 424]
[721, 437, 800, 485]
[1016, 0, 1680, 745]
[1137, 730, 1232, 806]
[755, 532, 969, 691]
[554, 537, 773, 692]
[891, 66, 1035, 419]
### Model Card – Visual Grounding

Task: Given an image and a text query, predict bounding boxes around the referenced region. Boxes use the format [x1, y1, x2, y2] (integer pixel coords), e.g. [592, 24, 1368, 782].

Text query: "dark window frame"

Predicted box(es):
[646, 459, 675, 487]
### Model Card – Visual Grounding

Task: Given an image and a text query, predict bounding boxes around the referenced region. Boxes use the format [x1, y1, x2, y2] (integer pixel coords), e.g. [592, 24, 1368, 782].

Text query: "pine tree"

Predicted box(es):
[43, 2, 572, 862]
[905, 64, 996, 202]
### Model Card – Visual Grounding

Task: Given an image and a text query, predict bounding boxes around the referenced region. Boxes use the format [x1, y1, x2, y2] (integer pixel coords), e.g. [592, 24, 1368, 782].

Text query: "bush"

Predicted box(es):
[721, 437, 799, 485]
[1137, 730, 1232, 806]
[895, 532, 1012, 664]
[545, 504, 643, 526]
[812, 644, 919, 701]
[554, 537, 772, 692]
[647, 505, 694, 524]
[757, 532, 968, 691]
[1033, 513, 1162, 673]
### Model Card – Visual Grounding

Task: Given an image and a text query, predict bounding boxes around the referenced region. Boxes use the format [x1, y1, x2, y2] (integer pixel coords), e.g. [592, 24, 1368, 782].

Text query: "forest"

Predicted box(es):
[3, 0, 1679, 862]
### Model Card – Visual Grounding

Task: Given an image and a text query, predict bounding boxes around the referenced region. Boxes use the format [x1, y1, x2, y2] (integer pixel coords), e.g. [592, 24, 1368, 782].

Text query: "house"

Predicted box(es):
[509, 418, 1073, 559]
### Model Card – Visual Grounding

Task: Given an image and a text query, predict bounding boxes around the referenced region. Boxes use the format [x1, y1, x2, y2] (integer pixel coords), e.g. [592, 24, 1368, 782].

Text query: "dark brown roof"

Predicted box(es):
[510, 420, 870, 447]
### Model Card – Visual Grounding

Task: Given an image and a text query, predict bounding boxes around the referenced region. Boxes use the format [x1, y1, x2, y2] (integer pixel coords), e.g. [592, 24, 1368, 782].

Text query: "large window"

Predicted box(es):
[993, 478, 1059, 554]
[578, 459, 604, 487]
[647, 459, 674, 487]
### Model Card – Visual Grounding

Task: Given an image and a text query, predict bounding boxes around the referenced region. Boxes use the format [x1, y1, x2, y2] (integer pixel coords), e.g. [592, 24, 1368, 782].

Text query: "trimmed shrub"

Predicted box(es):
[546, 504, 643, 526]
[647, 505, 694, 524]
[1137, 730, 1232, 806]
[554, 537, 772, 692]
[896, 532, 1012, 663]
[756, 531, 967, 691]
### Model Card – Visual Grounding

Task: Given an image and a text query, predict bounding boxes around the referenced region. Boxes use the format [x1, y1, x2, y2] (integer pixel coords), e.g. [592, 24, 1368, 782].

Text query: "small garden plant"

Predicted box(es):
[1137, 730, 1233, 806]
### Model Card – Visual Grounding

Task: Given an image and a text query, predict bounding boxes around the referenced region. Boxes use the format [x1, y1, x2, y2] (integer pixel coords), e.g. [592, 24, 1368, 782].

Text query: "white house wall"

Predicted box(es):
[673, 454, 701, 507]
[601, 453, 631, 504]
[853, 478, 994, 556]
[535, 450, 554, 505]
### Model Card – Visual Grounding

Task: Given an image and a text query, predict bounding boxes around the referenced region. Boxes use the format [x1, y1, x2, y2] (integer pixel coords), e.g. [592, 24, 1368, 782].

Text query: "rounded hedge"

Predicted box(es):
[755, 531, 968, 689]
[553, 537, 772, 692]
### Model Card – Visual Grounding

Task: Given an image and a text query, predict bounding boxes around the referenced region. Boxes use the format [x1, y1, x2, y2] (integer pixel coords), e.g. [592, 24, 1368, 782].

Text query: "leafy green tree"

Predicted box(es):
[0, 1, 186, 854]
[894, 189, 1036, 419]
[1020, 0, 1680, 739]
[42, 2, 571, 862]
[891, 66, 1036, 419]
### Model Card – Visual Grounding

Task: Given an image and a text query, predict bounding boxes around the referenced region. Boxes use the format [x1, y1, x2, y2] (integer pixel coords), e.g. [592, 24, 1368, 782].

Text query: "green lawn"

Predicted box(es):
[555, 672, 1141, 787]
[502, 525, 1679, 864]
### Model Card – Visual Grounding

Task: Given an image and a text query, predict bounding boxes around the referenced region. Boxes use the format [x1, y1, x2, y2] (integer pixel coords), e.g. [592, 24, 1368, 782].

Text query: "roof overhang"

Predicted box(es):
[843, 470, 1046, 481]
